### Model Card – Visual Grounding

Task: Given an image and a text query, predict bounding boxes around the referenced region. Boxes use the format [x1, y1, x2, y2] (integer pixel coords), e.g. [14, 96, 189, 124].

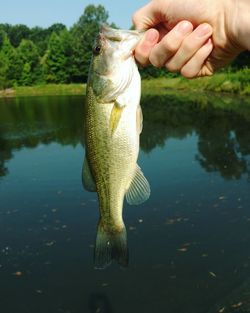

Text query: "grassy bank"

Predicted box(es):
[0, 84, 86, 98]
[0, 69, 250, 98]
[142, 69, 250, 96]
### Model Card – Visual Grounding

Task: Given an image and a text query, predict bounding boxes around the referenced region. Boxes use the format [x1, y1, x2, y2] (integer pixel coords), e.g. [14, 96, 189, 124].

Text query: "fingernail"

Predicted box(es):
[145, 29, 158, 43]
[195, 24, 212, 37]
[177, 21, 193, 34]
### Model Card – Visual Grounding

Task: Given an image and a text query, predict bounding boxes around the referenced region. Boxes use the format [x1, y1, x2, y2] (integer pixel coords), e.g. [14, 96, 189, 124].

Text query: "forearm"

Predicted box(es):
[234, 0, 250, 50]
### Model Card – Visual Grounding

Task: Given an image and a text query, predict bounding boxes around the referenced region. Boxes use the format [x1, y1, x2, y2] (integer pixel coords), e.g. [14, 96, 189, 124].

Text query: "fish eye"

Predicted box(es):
[93, 45, 101, 55]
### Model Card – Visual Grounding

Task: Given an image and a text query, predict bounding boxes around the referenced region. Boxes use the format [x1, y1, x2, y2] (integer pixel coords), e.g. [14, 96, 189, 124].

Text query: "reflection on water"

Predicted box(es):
[1, 94, 250, 181]
[0, 93, 250, 313]
[88, 293, 114, 313]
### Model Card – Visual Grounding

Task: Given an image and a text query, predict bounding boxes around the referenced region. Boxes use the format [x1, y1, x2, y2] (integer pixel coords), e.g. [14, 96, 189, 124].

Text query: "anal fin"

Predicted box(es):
[126, 164, 150, 205]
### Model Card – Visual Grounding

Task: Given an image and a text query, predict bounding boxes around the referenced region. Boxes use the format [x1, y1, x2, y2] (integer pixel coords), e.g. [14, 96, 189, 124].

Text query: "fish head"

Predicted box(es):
[88, 25, 142, 103]
[91, 25, 142, 76]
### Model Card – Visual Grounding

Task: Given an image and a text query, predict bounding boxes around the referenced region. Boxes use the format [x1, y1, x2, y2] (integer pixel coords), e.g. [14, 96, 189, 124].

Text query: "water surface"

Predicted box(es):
[0, 94, 250, 313]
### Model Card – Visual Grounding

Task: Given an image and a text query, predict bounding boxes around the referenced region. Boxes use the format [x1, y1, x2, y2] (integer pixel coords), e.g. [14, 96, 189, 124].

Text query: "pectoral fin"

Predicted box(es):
[126, 164, 150, 205]
[136, 105, 143, 134]
[109, 103, 123, 134]
[82, 156, 96, 192]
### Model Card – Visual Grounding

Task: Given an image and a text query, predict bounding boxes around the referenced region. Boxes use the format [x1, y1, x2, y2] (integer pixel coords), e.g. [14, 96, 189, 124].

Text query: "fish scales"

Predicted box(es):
[83, 25, 150, 268]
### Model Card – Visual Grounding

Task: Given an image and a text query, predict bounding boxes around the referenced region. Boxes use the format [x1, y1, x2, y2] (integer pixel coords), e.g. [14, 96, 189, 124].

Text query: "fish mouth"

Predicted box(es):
[99, 24, 143, 60]
[100, 24, 143, 42]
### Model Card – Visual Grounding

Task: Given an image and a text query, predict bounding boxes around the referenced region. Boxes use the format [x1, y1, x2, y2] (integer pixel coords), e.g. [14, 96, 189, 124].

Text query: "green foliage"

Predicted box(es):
[0, 51, 8, 89]
[0, 23, 30, 47]
[70, 4, 109, 82]
[140, 65, 180, 79]
[1, 35, 23, 86]
[20, 63, 32, 86]
[229, 68, 250, 88]
[0, 4, 249, 90]
[17, 39, 39, 67]
[17, 39, 41, 85]
[28, 23, 66, 55]
[42, 32, 68, 83]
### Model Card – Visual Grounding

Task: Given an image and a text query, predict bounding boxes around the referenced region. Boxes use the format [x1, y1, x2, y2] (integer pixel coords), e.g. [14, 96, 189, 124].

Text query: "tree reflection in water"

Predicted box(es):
[0, 93, 250, 181]
[88, 293, 114, 313]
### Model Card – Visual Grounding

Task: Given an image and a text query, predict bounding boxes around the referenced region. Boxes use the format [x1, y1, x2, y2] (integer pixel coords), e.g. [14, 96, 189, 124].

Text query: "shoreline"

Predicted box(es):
[0, 71, 250, 98]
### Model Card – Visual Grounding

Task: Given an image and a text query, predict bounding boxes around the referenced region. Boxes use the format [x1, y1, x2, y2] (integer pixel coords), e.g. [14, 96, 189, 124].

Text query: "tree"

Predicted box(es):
[1, 35, 22, 85]
[29, 23, 66, 55]
[0, 51, 8, 89]
[70, 5, 109, 82]
[59, 29, 74, 81]
[17, 39, 40, 84]
[20, 62, 32, 86]
[0, 23, 30, 47]
[42, 32, 68, 83]
[47, 23, 66, 34]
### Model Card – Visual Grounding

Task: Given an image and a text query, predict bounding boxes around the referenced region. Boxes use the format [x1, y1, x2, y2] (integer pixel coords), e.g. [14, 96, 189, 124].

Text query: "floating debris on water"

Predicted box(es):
[219, 196, 226, 200]
[129, 226, 136, 231]
[45, 241, 56, 247]
[231, 302, 243, 308]
[165, 217, 189, 225]
[177, 247, 188, 252]
[13, 271, 22, 277]
[209, 271, 217, 278]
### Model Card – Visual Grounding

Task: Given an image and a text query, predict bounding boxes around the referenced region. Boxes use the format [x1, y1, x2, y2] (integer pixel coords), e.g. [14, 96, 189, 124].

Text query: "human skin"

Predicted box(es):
[133, 0, 250, 78]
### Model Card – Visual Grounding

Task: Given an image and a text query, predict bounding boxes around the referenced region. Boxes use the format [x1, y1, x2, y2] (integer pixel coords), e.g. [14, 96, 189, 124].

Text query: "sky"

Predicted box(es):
[0, 0, 148, 29]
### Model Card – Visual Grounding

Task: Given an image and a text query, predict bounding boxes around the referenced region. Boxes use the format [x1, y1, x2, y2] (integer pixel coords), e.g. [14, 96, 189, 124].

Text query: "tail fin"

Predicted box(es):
[94, 222, 128, 269]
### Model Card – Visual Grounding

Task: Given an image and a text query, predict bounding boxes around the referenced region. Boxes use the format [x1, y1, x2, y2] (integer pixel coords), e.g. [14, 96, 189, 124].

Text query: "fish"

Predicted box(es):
[82, 25, 150, 269]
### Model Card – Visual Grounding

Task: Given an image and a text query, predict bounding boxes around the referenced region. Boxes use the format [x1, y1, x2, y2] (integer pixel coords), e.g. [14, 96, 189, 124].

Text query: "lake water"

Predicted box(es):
[0, 93, 250, 313]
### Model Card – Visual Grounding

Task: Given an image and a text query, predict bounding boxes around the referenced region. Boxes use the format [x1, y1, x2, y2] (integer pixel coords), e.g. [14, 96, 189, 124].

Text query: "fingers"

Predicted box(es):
[165, 23, 213, 72]
[134, 19, 214, 78]
[181, 39, 213, 78]
[135, 29, 159, 66]
[132, 0, 168, 30]
[149, 21, 193, 67]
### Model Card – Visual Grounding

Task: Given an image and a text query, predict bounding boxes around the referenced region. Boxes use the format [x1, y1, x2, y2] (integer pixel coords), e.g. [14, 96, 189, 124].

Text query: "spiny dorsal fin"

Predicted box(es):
[82, 156, 96, 192]
[126, 164, 150, 205]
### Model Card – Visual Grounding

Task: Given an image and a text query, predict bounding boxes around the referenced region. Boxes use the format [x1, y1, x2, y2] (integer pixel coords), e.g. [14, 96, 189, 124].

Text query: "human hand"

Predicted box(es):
[133, 0, 249, 78]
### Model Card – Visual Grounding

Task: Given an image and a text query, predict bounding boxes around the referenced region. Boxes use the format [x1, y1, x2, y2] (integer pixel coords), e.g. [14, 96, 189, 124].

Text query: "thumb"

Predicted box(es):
[132, 0, 169, 30]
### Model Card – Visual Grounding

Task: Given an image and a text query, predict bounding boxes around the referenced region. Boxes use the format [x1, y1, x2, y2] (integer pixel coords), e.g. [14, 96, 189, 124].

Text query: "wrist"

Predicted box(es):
[231, 0, 250, 51]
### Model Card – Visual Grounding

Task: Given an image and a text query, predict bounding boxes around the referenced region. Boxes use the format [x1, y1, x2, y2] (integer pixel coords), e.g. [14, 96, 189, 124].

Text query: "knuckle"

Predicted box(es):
[165, 61, 179, 72]
[181, 67, 196, 78]
[181, 41, 194, 55]
[163, 38, 177, 54]
[149, 55, 162, 68]
[135, 52, 149, 67]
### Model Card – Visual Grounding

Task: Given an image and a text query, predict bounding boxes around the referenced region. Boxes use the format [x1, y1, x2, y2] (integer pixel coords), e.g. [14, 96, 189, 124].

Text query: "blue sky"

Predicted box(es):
[0, 0, 148, 29]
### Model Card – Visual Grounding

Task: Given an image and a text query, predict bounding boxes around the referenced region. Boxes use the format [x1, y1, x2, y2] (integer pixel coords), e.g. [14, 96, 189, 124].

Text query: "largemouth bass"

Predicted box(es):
[83, 25, 150, 269]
